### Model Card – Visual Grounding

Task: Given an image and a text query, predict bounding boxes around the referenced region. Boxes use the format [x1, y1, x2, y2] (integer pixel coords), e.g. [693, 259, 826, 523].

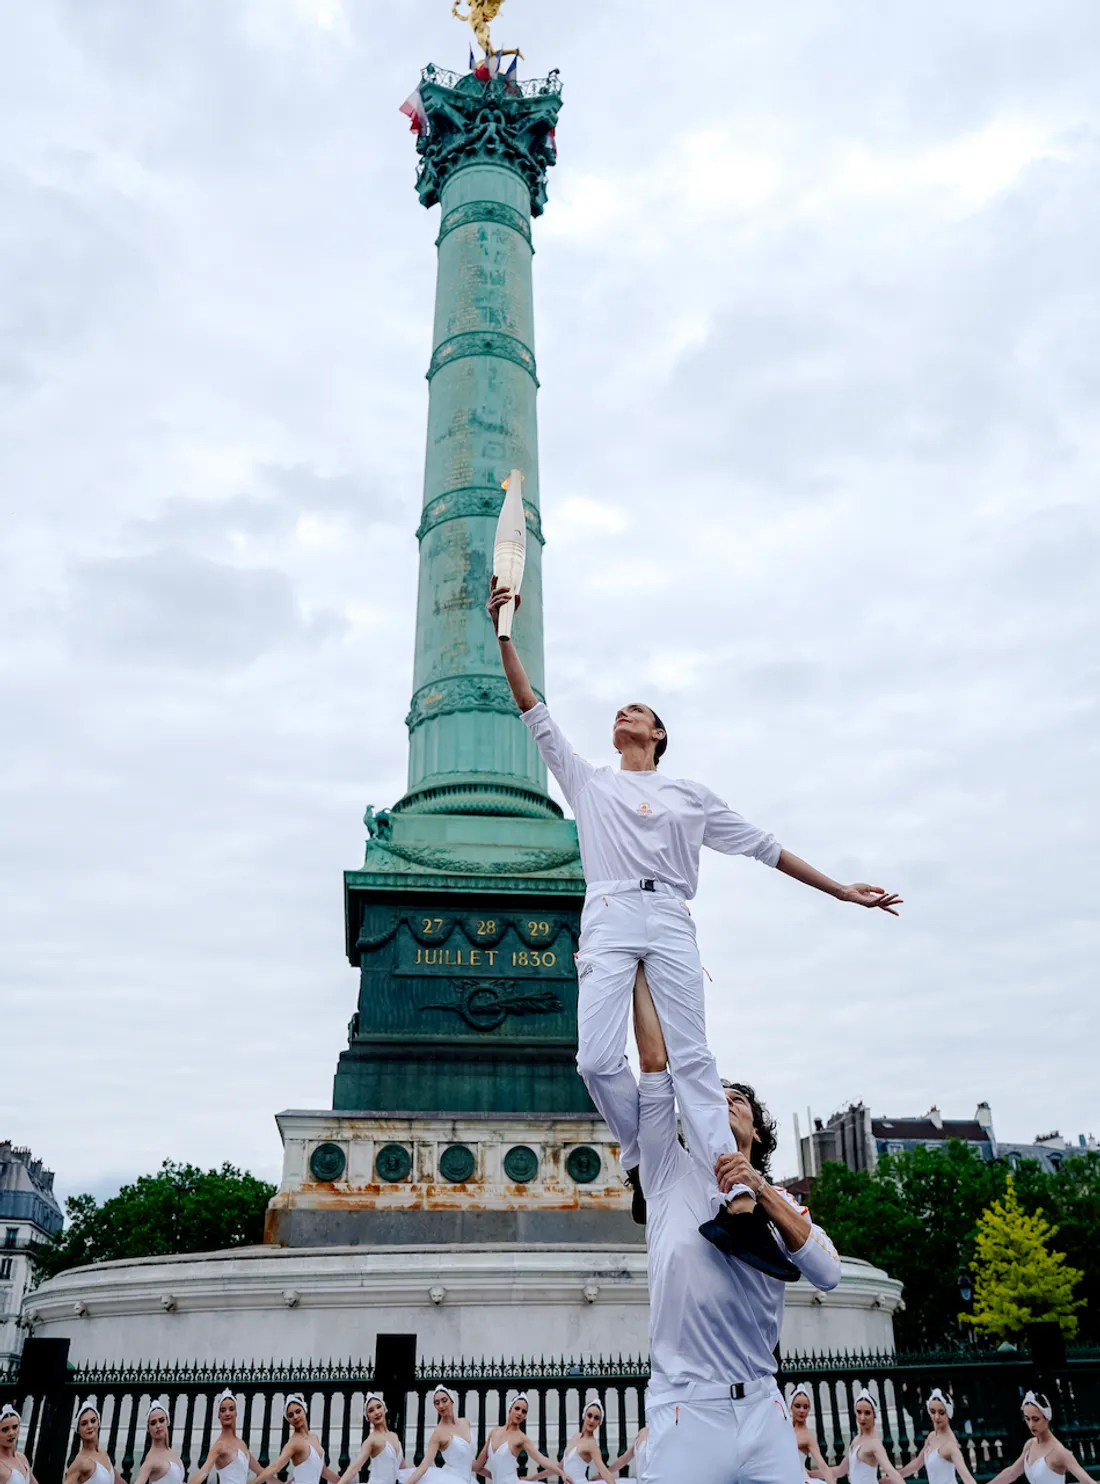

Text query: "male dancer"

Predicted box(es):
[632, 968, 841, 1484]
[488, 578, 901, 1270]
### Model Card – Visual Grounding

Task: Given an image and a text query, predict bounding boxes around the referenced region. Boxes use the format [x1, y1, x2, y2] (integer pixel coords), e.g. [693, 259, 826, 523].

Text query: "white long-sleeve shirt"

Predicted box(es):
[521, 703, 781, 900]
[639, 1070, 841, 1405]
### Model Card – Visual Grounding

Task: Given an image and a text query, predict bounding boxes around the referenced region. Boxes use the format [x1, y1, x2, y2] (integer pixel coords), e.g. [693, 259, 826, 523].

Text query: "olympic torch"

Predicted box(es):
[493, 469, 527, 640]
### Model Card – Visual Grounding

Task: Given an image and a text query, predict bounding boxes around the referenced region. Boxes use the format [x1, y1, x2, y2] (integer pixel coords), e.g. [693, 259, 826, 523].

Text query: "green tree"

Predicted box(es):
[811, 1140, 1006, 1348]
[34, 1160, 275, 1282]
[1016, 1151, 1100, 1342]
[965, 1175, 1084, 1340]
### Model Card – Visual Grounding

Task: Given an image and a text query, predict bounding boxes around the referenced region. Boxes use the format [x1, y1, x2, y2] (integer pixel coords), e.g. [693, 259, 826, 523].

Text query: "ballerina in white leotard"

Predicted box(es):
[403, 1388, 477, 1484]
[0, 1402, 37, 1484]
[542, 1400, 615, 1484]
[899, 1390, 977, 1484]
[132, 1399, 186, 1484]
[786, 1387, 829, 1481]
[334, 1393, 412, 1484]
[472, 1394, 565, 1482]
[63, 1402, 125, 1484]
[831, 1391, 906, 1484]
[987, 1393, 1096, 1484]
[188, 1392, 264, 1484]
[607, 1424, 648, 1480]
[248, 1397, 338, 1484]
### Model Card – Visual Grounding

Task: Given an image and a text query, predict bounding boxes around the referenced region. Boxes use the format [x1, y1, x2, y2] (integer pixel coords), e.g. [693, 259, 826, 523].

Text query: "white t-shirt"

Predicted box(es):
[522, 703, 781, 899]
[638, 1069, 841, 1405]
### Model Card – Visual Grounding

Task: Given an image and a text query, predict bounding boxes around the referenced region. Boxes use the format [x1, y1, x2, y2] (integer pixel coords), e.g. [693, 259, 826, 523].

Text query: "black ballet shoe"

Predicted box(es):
[625, 1166, 647, 1225]
[698, 1205, 801, 1281]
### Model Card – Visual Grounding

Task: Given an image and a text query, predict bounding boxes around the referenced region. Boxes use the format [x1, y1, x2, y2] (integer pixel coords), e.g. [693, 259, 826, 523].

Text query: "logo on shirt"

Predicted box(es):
[637, 803, 653, 817]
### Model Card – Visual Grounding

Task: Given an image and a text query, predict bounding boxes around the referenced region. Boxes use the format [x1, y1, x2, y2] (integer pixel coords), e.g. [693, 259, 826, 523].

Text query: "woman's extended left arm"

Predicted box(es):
[776, 850, 902, 913]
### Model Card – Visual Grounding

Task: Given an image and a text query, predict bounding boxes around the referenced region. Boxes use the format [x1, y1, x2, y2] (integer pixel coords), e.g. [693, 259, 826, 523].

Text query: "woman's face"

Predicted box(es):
[148, 1415, 169, 1445]
[79, 1411, 100, 1443]
[366, 1400, 386, 1429]
[219, 1401, 237, 1428]
[791, 1395, 810, 1424]
[583, 1406, 602, 1434]
[434, 1393, 453, 1419]
[286, 1404, 306, 1431]
[929, 1401, 948, 1429]
[855, 1402, 875, 1432]
[0, 1416, 20, 1447]
[508, 1400, 528, 1427]
[1024, 1406, 1048, 1436]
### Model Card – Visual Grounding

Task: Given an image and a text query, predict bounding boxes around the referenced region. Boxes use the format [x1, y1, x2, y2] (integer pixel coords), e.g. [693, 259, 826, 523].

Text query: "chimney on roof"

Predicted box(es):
[975, 1102, 995, 1136]
[925, 1106, 943, 1130]
[1035, 1131, 1066, 1149]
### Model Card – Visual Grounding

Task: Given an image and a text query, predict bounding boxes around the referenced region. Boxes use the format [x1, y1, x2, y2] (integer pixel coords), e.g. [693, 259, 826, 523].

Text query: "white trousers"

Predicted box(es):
[647, 1387, 801, 1484]
[575, 883, 733, 1175]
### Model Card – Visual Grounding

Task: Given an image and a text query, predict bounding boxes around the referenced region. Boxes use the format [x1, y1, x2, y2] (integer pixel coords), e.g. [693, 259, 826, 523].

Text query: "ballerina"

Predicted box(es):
[607, 1424, 648, 1480]
[831, 1392, 906, 1484]
[402, 1389, 476, 1484]
[0, 1403, 37, 1484]
[987, 1393, 1096, 1484]
[187, 1393, 263, 1484]
[132, 1401, 185, 1484]
[788, 1387, 830, 1480]
[247, 1398, 338, 1484]
[490, 577, 900, 1271]
[899, 1391, 977, 1484]
[63, 1403, 125, 1484]
[549, 1401, 615, 1484]
[473, 1394, 565, 1482]
[334, 1395, 409, 1484]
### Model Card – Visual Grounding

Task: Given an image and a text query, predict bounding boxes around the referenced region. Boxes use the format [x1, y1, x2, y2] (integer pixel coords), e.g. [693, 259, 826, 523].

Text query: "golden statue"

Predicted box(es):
[452, 0, 523, 62]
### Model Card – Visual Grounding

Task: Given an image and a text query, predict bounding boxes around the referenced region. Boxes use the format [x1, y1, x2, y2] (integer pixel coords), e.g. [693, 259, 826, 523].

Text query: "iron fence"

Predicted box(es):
[2, 1350, 1097, 1482]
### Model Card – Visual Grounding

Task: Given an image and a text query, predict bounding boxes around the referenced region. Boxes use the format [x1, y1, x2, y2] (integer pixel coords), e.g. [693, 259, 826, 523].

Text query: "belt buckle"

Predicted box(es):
[730, 1382, 746, 1401]
[640, 878, 655, 892]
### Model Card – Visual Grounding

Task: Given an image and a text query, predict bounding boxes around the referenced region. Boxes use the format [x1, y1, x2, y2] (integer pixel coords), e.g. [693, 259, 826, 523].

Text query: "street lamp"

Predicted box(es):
[957, 1269, 974, 1348]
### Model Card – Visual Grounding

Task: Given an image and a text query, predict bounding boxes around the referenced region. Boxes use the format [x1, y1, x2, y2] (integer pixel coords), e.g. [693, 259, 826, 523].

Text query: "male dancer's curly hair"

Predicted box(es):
[721, 1080, 778, 1179]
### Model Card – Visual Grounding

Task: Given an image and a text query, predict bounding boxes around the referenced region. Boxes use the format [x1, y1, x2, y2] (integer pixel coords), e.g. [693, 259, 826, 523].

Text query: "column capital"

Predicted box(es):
[414, 65, 563, 216]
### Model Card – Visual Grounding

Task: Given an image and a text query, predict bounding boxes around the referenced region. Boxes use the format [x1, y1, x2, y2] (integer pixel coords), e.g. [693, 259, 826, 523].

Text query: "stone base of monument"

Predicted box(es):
[265, 1110, 641, 1247]
[24, 1246, 902, 1366]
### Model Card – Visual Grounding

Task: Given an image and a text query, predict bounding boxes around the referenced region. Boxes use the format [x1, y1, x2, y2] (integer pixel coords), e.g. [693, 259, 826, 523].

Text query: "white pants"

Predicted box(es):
[575, 883, 733, 1175]
[647, 1386, 801, 1484]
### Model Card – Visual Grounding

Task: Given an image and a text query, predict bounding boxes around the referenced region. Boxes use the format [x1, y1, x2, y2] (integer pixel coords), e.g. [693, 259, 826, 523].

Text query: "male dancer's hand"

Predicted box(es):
[487, 575, 521, 635]
[715, 1151, 764, 1197]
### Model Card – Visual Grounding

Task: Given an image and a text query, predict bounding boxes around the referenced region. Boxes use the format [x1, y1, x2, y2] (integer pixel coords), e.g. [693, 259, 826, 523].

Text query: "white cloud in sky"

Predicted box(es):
[1, 0, 1097, 1210]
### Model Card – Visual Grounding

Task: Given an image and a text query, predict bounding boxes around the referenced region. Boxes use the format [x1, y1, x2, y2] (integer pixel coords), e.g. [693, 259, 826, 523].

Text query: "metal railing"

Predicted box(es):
[420, 63, 563, 98]
[2, 1350, 1097, 1481]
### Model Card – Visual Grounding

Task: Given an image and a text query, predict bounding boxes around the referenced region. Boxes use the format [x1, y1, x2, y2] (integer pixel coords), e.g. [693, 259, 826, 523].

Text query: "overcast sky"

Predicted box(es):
[3, 0, 1097, 1209]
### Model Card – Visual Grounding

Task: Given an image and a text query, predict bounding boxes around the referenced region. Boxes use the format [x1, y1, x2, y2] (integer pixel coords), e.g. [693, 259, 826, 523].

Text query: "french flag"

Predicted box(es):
[399, 87, 428, 136]
[474, 50, 502, 81]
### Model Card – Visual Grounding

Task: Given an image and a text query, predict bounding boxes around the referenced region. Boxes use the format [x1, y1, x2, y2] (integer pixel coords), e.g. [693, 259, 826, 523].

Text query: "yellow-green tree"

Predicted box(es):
[964, 1175, 1084, 1339]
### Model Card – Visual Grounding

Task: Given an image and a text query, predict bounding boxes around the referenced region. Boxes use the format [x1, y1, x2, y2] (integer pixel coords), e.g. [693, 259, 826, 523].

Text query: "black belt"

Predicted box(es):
[640, 878, 656, 891]
[730, 1382, 747, 1400]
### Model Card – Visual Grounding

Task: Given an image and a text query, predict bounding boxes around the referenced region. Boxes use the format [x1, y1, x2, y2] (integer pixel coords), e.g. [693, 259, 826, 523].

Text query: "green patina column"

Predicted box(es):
[400, 65, 561, 821]
[333, 63, 590, 1116]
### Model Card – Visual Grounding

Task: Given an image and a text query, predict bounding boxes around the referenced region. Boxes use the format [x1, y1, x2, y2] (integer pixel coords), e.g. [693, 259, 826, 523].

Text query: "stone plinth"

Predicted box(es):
[266, 1111, 639, 1247]
[23, 1248, 902, 1366]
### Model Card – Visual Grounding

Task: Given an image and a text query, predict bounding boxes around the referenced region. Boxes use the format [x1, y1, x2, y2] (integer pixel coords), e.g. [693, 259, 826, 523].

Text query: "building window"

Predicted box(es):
[3, 1229, 17, 1250]
[0, 1256, 12, 1279]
